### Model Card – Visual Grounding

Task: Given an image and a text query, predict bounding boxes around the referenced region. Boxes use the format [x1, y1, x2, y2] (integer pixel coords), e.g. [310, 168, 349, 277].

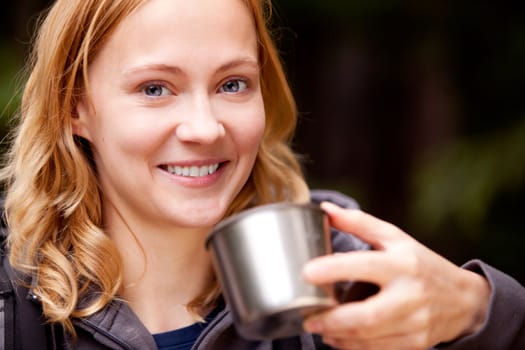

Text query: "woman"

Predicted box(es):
[1, 0, 523, 349]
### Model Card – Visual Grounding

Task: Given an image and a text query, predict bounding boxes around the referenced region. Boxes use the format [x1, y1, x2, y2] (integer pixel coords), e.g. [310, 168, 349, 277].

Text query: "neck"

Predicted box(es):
[104, 202, 215, 333]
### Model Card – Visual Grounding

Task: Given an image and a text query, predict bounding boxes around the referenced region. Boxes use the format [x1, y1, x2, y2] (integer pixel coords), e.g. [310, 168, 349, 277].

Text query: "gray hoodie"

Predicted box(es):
[8, 190, 525, 349]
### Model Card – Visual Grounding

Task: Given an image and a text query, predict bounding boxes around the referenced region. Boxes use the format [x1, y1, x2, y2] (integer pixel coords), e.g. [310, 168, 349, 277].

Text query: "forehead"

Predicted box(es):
[93, 0, 258, 71]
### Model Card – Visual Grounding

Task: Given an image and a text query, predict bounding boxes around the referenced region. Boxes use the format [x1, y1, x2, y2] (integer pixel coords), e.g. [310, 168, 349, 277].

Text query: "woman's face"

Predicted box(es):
[74, 0, 265, 230]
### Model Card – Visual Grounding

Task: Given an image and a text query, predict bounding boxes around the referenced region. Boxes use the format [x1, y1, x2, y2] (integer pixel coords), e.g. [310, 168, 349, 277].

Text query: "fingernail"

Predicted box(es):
[322, 338, 338, 346]
[302, 262, 314, 277]
[320, 201, 338, 211]
[304, 319, 323, 333]
[302, 262, 319, 280]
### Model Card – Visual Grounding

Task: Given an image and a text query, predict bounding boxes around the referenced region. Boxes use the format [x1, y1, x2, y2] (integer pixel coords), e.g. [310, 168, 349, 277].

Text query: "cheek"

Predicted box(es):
[90, 98, 164, 149]
[89, 110, 162, 163]
[235, 110, 266, 157]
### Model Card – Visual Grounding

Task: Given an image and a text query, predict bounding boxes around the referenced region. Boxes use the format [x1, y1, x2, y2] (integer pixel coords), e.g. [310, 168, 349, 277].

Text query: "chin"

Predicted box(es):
[161, 190, 240, 228]
[174, 206, 227, 228]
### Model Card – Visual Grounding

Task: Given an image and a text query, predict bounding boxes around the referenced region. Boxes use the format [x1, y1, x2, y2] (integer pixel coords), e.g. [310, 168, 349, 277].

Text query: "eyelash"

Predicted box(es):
[219, 78, 249, 94]
[137, 77, 251, 99]
[140, 82, 172, 98]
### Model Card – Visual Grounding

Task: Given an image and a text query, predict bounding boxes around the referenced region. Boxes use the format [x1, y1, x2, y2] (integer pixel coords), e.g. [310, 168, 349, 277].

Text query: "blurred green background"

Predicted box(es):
[1, 1, 524, 284]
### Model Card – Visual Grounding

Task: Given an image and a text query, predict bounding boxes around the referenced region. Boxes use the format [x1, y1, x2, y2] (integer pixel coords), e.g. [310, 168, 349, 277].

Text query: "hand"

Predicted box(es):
[302, 202, 491, 350]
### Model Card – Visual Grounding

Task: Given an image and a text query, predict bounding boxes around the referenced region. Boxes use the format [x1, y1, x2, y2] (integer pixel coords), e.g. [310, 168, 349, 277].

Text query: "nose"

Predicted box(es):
[175, 95, 225, 144]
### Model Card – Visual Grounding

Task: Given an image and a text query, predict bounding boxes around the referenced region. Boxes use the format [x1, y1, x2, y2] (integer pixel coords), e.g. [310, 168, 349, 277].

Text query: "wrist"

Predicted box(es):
[461, 270, 491, 337]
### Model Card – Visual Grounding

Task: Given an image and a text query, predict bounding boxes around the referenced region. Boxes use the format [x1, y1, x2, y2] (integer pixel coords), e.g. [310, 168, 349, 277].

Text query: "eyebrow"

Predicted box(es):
[122, 57, 259, 77]
[122, 64, 182, 77]
[216, 58, 259, 73]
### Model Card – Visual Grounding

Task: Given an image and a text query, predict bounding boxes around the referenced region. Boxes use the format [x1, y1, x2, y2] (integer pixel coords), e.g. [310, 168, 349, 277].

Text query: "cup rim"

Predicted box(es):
[205, 202, 325, 249]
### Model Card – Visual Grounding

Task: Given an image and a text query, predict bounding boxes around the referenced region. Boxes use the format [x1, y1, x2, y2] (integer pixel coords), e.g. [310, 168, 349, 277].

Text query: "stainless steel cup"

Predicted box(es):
[206, 202, 334, 340]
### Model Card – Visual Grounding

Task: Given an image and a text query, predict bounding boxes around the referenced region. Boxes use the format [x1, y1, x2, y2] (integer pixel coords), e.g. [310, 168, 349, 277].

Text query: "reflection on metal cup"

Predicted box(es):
[206, 202, 335, 340]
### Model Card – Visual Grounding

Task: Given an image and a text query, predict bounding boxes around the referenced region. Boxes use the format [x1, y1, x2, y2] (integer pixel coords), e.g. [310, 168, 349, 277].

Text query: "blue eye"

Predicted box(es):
[220, 79, 247, 93]
[143, 84, 171, 97]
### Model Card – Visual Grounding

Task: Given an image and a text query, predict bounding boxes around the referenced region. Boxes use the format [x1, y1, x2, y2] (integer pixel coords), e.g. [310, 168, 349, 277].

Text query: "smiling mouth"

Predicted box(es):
[160, 163, 222, 177]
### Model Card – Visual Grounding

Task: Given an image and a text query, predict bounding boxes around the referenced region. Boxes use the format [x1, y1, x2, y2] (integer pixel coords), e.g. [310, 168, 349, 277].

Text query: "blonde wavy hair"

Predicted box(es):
[1, 0, 308, 334]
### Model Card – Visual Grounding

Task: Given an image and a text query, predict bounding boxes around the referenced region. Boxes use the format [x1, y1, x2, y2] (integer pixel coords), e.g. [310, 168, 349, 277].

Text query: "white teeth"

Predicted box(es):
[199, 166, 208, 176]
[166, 163, 220, 177]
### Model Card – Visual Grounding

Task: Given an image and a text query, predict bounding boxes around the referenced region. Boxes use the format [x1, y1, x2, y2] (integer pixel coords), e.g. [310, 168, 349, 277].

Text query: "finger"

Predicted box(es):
[304, 298, 376, 336]
[303, 250, 395, 286]
[321, 201, 409, 249]
[304, 284, 421, 337]
[322, 331, 431, 350]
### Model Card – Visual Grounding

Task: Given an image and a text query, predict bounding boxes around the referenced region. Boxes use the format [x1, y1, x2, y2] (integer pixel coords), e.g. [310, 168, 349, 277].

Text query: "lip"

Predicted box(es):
[160, 158, 226, 167]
